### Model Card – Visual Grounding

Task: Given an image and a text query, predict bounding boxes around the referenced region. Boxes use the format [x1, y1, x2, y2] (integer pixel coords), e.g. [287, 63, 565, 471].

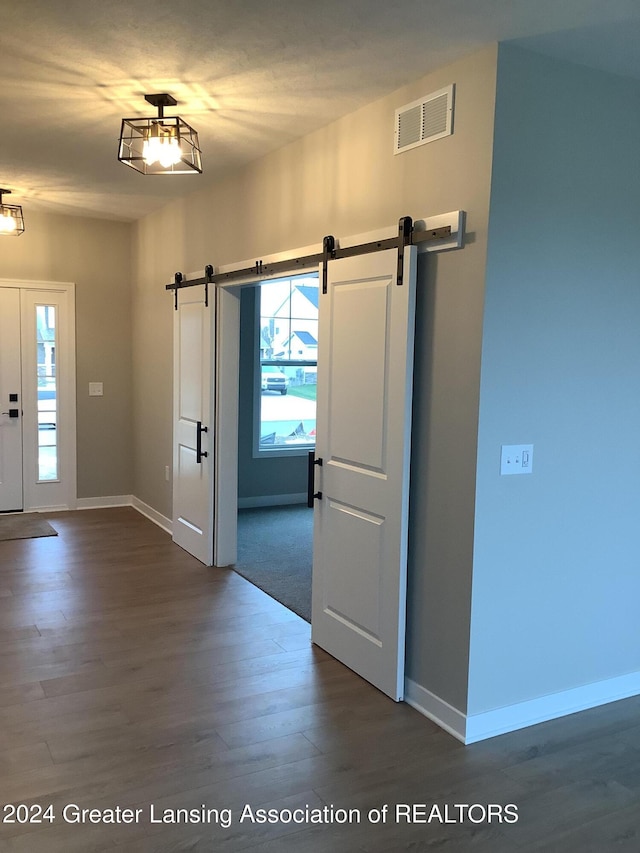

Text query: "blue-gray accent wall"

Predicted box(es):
[469, 44, 640, 714]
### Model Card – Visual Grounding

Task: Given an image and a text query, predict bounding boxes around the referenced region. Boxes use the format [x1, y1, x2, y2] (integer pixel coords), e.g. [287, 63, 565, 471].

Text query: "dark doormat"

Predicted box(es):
[0, 513, 58, 542]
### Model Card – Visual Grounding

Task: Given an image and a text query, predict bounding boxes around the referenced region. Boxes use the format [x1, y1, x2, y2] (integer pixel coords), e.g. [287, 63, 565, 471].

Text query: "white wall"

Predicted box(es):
[469, 45, 640, 716]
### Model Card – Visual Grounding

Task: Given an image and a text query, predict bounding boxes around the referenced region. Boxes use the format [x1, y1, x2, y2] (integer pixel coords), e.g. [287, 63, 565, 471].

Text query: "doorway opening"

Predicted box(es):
[235, 505, 313, 621]
[233, 273, 319, 621]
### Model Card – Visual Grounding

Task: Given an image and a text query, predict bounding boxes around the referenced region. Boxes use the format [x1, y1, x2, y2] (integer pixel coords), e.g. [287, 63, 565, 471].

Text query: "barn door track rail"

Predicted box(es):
[166, 213, 464, 307]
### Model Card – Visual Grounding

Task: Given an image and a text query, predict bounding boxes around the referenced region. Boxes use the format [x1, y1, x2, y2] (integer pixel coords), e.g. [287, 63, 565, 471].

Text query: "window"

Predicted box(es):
[256, 273, 318, 455]
[36, 305, 58, 481]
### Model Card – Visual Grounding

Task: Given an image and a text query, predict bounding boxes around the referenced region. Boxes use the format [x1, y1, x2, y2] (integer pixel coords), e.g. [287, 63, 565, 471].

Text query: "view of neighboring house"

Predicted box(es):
[276, 329, 317, 361]
[260, 279, 319, 364]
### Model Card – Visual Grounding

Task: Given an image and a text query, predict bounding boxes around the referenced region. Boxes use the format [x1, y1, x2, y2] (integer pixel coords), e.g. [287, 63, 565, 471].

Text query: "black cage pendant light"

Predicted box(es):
[118, 94, 202, 175]
[0, 189, 25, 236]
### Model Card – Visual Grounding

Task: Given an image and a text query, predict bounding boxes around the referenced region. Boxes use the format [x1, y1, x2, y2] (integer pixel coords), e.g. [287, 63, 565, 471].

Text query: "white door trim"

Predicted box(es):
[0, 278, 75, 289]
[213, 285, 240, 566]
[0, 278, 77, 512]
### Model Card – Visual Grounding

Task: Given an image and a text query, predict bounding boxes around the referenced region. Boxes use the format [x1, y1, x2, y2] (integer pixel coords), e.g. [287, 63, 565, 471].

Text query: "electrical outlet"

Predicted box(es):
[500, 444, 533, 476]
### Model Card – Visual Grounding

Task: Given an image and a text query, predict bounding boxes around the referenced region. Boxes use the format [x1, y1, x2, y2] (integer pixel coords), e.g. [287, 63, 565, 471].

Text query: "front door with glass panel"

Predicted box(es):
[0, 288, 23, 511]
[0, 282, 76, 512]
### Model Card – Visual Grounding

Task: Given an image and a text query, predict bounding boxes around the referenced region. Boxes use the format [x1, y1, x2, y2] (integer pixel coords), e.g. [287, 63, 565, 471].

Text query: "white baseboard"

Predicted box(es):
[404, 679, 467, 743]
[405, 670, 640, 745]
[75, 494, 172, 535]
[77, 492, 305, 520]
[130, 496, 172, 535]
[27, 504, 76, 513]
[76, 495, 133, 509]
[464, 669, 640, 743]
[238, 493, 307, 509]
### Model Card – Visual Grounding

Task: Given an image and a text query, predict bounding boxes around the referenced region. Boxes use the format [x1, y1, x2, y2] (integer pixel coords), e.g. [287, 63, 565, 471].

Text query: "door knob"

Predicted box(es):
[1, 409, 19, 418]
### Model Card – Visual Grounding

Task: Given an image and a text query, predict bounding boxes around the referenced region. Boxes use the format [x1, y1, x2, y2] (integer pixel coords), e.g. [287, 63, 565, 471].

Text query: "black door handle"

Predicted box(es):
[196, 420, 208, 464]
[307, 451, 323, 507]
[1, 409, 19, 418]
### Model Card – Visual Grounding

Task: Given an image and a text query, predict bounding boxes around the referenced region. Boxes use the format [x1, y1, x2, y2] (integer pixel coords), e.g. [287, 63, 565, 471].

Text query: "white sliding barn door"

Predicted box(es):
[311, 246, 417, 701]
[173, 287, 214, 564]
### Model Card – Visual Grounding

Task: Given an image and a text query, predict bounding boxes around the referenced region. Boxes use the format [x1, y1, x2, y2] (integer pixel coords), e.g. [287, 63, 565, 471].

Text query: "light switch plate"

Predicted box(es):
[501, 444, 533, 475]
[89, 382, 103, 397]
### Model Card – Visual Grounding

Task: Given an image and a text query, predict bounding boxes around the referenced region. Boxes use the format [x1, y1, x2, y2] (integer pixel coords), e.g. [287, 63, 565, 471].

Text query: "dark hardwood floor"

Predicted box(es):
[0, 507, 639, 851]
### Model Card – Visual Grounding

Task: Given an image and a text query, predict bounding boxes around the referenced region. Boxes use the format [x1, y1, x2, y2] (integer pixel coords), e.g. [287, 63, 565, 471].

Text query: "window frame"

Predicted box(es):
[252, 274, 319, 459]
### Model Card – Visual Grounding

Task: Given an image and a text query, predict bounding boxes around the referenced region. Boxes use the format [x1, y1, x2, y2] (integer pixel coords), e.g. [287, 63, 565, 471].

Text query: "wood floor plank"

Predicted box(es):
[0, 626, 41, 643]
[0, 681, 45, 709]
[1, 506, 639, 852]
[0, 707, 129, 753]
[521, 799, 640, 852]
[40, 645, 326, 700]
[0, 743, 53, 776]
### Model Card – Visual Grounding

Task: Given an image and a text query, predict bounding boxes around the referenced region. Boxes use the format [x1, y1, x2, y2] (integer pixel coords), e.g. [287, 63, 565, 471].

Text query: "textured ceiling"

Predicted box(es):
[2, 0, 640, 221]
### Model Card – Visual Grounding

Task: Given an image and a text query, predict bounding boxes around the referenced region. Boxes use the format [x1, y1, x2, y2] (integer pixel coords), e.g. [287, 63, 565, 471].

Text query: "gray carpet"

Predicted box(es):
[0, 513, 58, 542]
[235, 504, 313, 622]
